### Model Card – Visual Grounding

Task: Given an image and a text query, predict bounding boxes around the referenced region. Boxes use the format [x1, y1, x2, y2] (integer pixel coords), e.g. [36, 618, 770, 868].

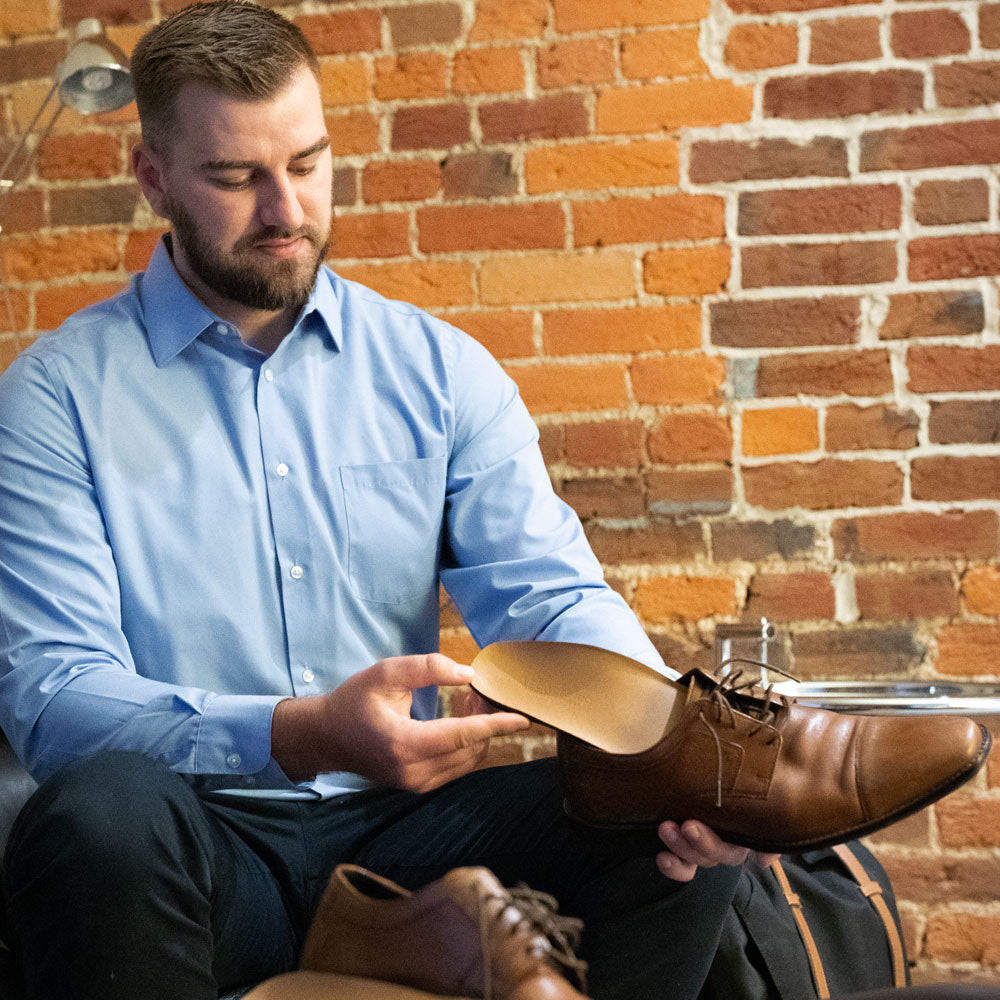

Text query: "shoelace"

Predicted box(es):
[477, 883, 588, 999]
[700, 658, 800, 808]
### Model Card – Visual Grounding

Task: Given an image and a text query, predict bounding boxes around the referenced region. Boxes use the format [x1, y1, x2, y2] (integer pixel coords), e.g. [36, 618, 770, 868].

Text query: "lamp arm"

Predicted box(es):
[0, 80, 61, 196]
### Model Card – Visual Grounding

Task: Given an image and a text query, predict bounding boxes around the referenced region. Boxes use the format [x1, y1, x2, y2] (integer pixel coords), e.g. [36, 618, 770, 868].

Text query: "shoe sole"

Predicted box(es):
[470, 640, 684, 755]
[563, 722, 993, 854]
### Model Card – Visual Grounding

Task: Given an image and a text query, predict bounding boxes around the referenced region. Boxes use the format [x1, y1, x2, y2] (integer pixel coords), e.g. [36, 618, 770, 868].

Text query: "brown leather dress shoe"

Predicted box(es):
[300, 864, 589, 1000]
[470, 642, 991, 854]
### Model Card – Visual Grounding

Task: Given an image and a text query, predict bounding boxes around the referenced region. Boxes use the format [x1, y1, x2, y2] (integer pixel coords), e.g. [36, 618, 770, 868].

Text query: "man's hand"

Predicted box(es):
[656, 819, 779, 881]
[270, 654, 530, 791]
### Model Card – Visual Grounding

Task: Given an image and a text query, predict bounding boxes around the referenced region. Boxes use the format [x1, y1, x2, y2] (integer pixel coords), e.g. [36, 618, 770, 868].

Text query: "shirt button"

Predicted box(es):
[226, 752, 242, 769]
[263, 368, 274, 382]
[276, 463, 288, 477]
[302, 668, 315, 683]
[290, 565, 304, 580]
[214, 322, 228, 335]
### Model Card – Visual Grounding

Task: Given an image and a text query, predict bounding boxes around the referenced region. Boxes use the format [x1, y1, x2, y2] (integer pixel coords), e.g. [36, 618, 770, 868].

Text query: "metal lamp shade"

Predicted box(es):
[57, 23, 133, 115]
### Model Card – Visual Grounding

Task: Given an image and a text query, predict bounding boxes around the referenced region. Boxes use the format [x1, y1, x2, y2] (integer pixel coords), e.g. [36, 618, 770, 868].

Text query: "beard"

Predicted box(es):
[164, 196, 330, 312]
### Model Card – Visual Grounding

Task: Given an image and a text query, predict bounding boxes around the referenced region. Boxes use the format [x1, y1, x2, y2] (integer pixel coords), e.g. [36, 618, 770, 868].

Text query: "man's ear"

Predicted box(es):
[132, 143, 171, 219]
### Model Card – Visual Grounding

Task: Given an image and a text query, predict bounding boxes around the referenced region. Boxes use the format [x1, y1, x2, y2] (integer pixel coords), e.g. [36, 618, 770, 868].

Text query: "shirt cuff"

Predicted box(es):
[196, 693, 285, 775]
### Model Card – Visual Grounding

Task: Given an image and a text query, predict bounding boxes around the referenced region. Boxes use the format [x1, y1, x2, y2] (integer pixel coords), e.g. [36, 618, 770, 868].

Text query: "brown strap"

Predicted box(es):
[832, 843, 907, 988]
[770, 858, 831, 999]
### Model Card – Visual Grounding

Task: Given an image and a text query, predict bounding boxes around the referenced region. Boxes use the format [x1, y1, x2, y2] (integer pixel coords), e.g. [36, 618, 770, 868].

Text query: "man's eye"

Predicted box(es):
[213, 176, 251, 190]
[291, 163, 317, 176]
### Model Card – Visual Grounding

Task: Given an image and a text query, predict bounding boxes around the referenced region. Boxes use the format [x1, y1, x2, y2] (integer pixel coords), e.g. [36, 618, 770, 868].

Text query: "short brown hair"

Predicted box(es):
[131, 1, 320, 152]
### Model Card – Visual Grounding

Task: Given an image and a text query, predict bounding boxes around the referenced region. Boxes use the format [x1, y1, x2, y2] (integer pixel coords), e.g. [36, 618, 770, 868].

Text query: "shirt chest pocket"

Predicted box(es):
[340, 457, 447, 604]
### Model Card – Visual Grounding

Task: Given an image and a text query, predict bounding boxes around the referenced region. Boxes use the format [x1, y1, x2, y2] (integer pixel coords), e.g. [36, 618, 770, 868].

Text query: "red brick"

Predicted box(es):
[631, 356, 725, 405]
[417, 203, 564, 253]
[2, 232, 120, 283]
[911, 234, 1000, 282]
[766, 70, 923, 119]
[334, 168, 357, 208]
[525, 140, 679, 194]
[880, 854, 1000, 904]
[908, 344, 1000, 393]
[296, 11, 382, 55]
[0, 293, 30, 334]
[936, 61, 1000, 109]
[35, 133, 121, 181]
[728, 0, 869, 11]
[866, 809, 932, 849]
[445, 312, 534, 360]
[756, 350, 893, 397]
[860, 120, 1000, 172]
[50, 186, 141, 227]
[508, 362, 629, 413]
[0, 190, 45, 234]
[542, 305, 700, 355]
[810, 17, 881, 64]
[930, 400, 1000, 445]
[620, 29, 706, 79]
[442, 152, 517, 200]
[742, 406, 819, 457]
[391, 105, 471, 151]
[961, 566, 1000, 615]
[790, 626, 925, 678]
[537, 39, 615, 88]
[690, 137, 848, 183]
[645, 467, 733, 516]
[63, 0, 149, 24]
[35, 282, 127, 330]
[649, 413, 732, 463]
[880, 290, 984, 340]
[744, 459, 903, 510]
[913, 456, 1000, 502]
[833, 510, 999, 562]
[711, 297, 859, 349]
[320, 59, 373, 106]
[892, 10, 970, 58]
[635, 575, 738, 624]
[643, 245, 730, 296]
[470, 0, 549, 40]
[0, 39, 65, 85]
[362, 161, 441, 203]
[538, 424, 564, 465]
[553, 0, 710, 31]
[560, 477, 646, 520]
[574, 194, 724, 248]
[914, 179, 989, 226]
[331, 212, 410, 259]
[481, 252, 634, 306]
[335, 261, 474, 309]
[124, 229, 167, 273]
[738, 185, 900, 236]
[596, 80, 753, 133]
[742, 241, 896, 288]
[938, 798, 1000, 849]
[925, 912, 1000, 964]
[586, 521, 705, 564]
[855, 570, 958, 620]
[982, 4, 1000, 47]
[711, 519, 815, 563]
[479, 94, 588, 143]
[937, 622, 1000, 677]
[826, 404, 919, 451]
[326, 110, 380, 157]
[386, 3, 462, 46]
[744, 572, 835, 622]
[374, 53, 447, 101]
[453, 48, 525, 94]
[725, 23, 798, 70]
[565, 420, 645, 469]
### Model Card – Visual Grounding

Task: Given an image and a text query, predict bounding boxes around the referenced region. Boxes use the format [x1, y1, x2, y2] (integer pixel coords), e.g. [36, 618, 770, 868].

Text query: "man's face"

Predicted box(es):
[139, 64, 333, 317]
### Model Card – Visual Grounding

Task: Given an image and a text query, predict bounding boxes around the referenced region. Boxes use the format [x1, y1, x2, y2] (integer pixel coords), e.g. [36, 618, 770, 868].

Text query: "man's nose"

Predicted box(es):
[257, 173, 305, 232]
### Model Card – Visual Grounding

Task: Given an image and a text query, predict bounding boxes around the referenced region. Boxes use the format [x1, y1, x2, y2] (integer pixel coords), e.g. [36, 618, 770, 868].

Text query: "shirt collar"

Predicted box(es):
[140, 235, 341, 366]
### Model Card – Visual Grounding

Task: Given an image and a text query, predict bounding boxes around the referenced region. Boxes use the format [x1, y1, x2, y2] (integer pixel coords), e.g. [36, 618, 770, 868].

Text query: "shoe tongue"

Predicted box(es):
[685, 669, 718, 704]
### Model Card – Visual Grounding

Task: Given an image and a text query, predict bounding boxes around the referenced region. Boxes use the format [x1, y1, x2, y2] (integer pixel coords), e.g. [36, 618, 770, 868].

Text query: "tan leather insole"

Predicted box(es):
[470, 640, 685, 755]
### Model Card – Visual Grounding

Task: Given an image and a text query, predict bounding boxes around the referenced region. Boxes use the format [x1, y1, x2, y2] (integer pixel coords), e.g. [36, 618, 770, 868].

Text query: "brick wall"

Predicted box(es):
[3, 0, 1000, 985]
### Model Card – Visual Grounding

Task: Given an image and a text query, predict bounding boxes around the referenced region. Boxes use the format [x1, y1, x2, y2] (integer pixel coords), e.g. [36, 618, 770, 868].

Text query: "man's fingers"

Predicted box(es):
[658, 820, 751, 869]
[407, 711, 530, 759]
[376, 653, 478, 693]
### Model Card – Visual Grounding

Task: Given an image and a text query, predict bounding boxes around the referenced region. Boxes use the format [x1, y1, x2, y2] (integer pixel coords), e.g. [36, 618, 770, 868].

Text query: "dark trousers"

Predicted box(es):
[3, 751, 740, 1000]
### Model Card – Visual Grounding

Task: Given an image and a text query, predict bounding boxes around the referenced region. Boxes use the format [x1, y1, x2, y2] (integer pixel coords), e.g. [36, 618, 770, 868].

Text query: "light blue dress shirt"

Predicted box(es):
[0, 238, 667, 797]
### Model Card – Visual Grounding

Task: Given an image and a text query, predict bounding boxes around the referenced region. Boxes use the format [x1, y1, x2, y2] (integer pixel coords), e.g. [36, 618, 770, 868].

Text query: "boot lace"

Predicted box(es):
[700, 658, 800, 808]
[477, 882, 588, 999]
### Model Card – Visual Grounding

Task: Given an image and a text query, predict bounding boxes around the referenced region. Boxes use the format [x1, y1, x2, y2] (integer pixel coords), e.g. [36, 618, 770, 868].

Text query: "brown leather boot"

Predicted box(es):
[300, 865, 589, 1000]
[470, 641, 991, 854]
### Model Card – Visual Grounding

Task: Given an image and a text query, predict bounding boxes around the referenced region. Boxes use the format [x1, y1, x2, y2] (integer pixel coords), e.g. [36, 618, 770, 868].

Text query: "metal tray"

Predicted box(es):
[772, 679, 1000, 715]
